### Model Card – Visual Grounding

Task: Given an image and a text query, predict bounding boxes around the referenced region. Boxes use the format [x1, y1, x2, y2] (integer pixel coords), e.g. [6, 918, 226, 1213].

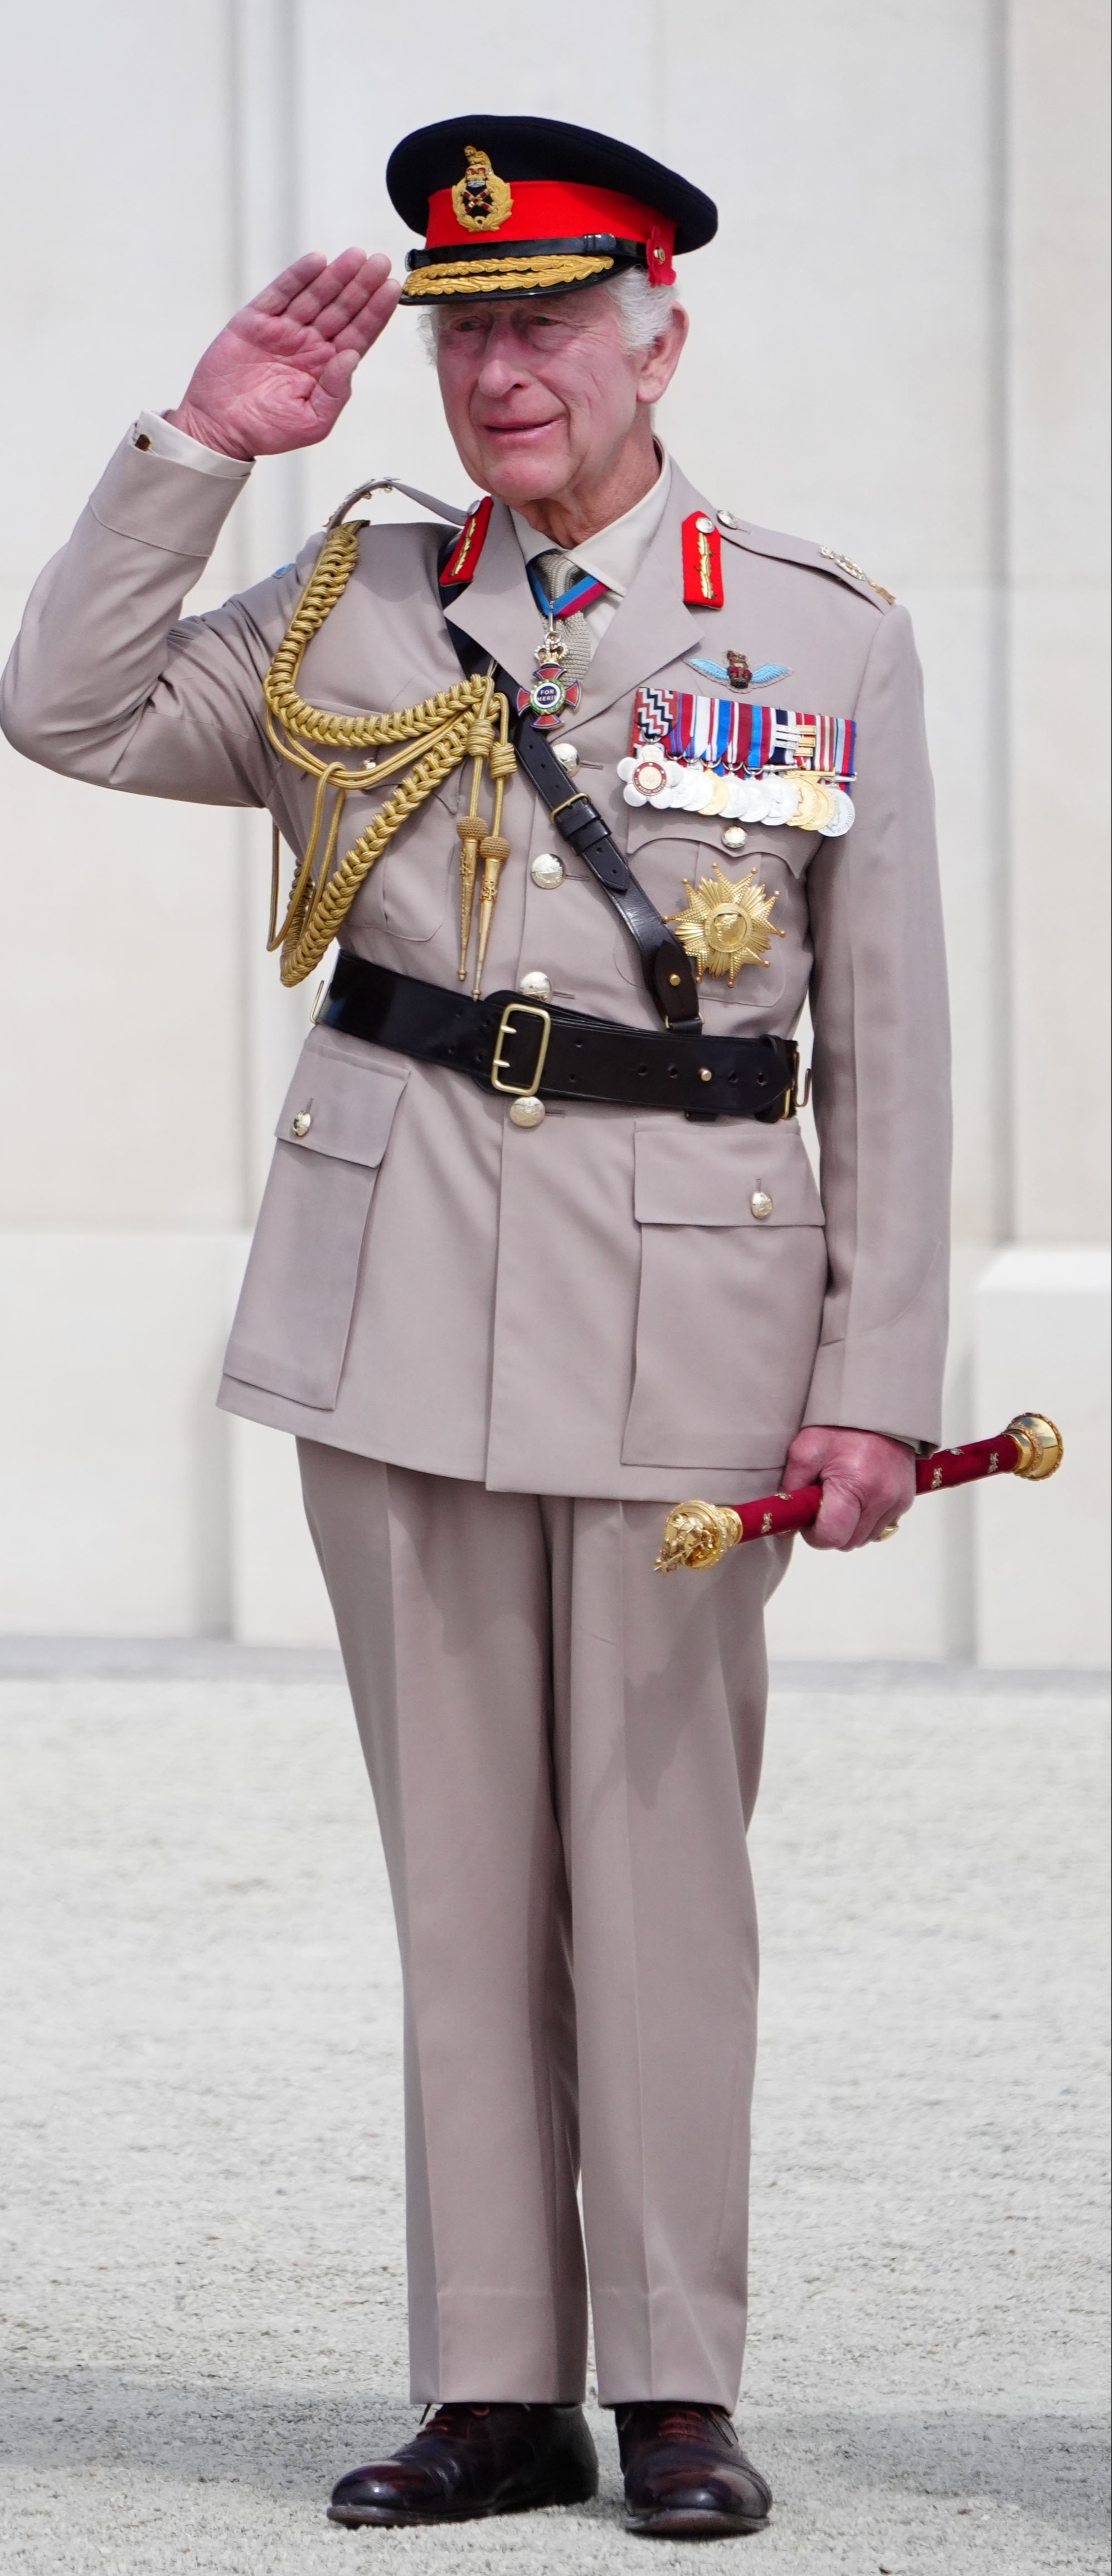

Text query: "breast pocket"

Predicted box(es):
[621, 1122, 828, 1469]
[344, 775, 459, 947]
[377, 790, 458, 942]
[224, 1039, 409, 1410]
[615, 818, 805, 1009]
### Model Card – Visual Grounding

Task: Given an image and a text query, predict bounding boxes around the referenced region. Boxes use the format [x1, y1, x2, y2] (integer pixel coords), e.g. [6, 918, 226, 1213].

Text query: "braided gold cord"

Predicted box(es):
[472, 688, 515, 997]
[279, 713, 483, 983]
[261, 511, 513, 987]
[264, 523, 483, 747]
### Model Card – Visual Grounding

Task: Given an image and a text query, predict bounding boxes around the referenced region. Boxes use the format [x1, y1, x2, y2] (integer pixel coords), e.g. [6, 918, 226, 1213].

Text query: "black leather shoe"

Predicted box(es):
[327, 2401, 598, 2526]
[616, 2402, 772, 2538]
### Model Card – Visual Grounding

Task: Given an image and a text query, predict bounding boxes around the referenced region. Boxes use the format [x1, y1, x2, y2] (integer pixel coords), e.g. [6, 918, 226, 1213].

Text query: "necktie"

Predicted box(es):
[532, 547, 596, 683]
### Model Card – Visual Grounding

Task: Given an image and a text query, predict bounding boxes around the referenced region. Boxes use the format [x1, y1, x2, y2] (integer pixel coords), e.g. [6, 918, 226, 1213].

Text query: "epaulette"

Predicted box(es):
[712, 510, 895, 607]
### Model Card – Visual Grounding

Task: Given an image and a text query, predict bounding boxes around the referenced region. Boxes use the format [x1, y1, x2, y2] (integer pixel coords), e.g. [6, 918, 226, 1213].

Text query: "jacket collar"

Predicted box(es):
[442, 458, 715, 731]
[570, 458, 712, 728]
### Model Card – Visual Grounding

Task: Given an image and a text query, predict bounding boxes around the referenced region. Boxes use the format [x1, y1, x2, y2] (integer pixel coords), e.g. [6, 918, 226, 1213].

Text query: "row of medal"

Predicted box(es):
[616, 750, 856, 836]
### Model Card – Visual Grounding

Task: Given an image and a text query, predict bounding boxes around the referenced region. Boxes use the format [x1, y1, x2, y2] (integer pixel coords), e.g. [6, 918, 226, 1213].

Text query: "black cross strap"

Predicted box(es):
[495, 677, 704, 1030]
[439, 553, 702, 1029]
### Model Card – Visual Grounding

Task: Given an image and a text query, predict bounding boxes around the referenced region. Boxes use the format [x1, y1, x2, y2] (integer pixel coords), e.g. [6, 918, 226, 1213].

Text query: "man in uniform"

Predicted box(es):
[2, 118, 949, 2540]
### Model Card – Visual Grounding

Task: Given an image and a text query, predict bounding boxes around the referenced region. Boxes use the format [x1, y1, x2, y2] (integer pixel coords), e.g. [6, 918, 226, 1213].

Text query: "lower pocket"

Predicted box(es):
[621, 1219, 828, 1466]
[223, 1045, 407, 1411]
[620, 1123, 828, 1467]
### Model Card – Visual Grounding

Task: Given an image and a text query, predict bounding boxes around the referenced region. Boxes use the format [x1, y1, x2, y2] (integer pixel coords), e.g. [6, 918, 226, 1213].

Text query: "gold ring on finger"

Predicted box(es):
[875, 1520, 901, 1541]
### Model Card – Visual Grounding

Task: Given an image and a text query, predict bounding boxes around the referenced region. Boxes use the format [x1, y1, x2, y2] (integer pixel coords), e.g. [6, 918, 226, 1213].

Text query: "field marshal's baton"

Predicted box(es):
[655, 1413, 1064, 1573]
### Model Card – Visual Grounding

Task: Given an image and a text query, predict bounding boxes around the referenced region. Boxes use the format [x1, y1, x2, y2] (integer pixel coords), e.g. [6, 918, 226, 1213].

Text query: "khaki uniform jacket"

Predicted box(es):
[1, 435, 951, 1501]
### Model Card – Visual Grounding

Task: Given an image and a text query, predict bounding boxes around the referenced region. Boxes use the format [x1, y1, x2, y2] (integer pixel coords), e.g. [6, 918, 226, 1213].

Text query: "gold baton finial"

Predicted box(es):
[1006, 1413, 1064, 1480]
[655, 1501, 743, 1574]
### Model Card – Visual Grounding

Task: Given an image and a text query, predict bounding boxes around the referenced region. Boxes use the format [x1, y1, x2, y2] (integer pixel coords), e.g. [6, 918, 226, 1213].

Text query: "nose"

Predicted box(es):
[473, 314, 532, 395]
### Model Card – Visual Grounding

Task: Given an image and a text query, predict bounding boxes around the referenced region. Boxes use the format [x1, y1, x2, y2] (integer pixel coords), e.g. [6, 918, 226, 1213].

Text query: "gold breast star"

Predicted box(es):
[666, 864, 785, 984]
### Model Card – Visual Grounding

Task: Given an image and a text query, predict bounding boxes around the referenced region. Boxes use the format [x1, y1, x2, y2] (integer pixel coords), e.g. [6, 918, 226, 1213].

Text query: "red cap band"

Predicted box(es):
[425, 178, 676, 283]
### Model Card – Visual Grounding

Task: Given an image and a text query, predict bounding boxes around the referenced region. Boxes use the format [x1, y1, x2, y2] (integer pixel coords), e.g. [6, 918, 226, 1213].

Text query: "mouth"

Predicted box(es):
[474, 417, 564, 447]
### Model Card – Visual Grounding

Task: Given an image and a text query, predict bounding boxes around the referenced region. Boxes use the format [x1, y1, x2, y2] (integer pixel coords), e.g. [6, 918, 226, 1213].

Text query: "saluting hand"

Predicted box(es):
[166, 251, 402, 461]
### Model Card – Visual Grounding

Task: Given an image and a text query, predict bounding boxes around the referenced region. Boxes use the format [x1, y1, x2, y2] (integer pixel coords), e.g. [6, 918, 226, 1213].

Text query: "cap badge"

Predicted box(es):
[452, 145, 513, 234]
[666, 864, 785, 985]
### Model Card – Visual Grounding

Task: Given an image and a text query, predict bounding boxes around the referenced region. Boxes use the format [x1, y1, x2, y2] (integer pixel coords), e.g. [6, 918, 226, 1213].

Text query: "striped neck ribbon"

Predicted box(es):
[527, 560, 610, 621]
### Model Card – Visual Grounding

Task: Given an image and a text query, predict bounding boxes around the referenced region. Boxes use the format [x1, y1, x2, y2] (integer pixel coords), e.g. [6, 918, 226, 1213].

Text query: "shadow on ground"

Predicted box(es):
[2, 2365, 1108, 2537]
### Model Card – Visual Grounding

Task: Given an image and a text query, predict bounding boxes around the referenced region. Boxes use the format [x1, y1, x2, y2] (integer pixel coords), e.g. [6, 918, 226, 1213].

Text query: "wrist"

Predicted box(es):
[164, 401, 256, 463]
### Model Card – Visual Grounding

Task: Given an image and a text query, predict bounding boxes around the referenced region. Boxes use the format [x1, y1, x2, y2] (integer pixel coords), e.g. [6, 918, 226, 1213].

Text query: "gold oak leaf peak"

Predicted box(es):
[666, 864, 785, 984]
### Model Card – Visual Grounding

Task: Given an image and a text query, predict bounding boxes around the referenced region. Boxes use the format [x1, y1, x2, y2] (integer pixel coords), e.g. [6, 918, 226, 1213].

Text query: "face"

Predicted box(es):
[434, 283, 687, 512]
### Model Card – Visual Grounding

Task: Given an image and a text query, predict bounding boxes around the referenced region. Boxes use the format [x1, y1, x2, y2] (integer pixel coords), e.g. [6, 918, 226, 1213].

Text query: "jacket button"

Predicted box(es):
[552, 741, 580, 775]
[721, 823, 747, 854]
[290, 1111, 312, 1136]
[518, 970, 552, 1001]
[531, 852, 565, 888]
[750, 1187, 774, 1219]
[509, 1098, 546, 1129]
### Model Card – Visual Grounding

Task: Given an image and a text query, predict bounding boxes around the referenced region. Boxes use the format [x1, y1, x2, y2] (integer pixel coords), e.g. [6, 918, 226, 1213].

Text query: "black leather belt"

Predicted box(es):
[317, 952, 801, 1122]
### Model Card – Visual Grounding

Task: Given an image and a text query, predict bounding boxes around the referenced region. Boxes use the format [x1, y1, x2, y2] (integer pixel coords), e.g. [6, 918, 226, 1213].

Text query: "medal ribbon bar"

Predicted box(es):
[631, 686, 857, 777]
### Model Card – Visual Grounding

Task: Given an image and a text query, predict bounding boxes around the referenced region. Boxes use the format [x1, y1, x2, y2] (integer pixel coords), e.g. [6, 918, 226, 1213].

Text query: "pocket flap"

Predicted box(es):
[625, 813, 817, 882]
[275, 1039, 409, 1169]
[633, 1121, 823, 1227]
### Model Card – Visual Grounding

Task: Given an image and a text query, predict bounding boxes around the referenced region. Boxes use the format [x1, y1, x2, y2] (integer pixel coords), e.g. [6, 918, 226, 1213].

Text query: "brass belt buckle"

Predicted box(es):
[491, 1000, 553, 1098]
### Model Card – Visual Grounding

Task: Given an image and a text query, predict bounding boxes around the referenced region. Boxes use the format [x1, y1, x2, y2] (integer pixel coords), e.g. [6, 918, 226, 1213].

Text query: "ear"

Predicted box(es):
[634, 304, 688, 406]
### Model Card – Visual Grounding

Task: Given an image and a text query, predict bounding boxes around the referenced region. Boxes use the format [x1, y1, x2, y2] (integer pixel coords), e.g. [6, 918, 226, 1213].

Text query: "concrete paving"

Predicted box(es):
[0, 1659, 1108, 2574]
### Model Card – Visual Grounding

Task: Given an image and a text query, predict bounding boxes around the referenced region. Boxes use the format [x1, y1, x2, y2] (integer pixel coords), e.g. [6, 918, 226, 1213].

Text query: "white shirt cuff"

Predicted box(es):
[132, 409, 254, 482]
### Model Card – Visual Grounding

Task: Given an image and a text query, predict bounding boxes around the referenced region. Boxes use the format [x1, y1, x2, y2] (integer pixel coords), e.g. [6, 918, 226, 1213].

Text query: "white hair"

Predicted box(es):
[605, 266, 682, 350]
[417, 265, 681, 359]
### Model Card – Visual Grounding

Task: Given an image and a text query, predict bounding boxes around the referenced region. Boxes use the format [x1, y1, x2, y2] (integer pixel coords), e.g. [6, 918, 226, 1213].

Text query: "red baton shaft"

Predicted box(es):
[655, 1413, 1063, 1572]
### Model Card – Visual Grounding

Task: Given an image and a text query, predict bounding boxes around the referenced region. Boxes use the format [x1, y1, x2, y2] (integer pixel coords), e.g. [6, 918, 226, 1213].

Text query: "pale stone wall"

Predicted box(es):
[0, 0, 1107, 1658]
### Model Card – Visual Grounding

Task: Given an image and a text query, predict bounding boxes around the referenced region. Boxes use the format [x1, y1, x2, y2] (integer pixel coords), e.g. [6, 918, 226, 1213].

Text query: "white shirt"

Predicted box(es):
[133, 409, 253, 482]
[132, 414, 673, 643]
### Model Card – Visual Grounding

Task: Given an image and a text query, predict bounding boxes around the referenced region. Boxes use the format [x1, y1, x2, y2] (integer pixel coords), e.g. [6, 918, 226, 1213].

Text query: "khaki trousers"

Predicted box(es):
[298, 1441, 789, 2408]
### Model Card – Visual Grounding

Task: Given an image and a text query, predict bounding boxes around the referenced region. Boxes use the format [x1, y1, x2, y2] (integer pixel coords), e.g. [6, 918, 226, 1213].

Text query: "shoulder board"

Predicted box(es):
[439, 494, 494, 592]
[714, 513, 895, 606]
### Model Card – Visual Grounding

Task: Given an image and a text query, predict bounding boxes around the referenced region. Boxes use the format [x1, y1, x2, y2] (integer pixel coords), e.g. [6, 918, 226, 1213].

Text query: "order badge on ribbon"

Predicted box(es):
[517, 635, 580, 730]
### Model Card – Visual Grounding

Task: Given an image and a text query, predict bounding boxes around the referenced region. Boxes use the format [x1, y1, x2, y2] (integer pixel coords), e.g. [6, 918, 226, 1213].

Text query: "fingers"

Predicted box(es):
[804, 1476, 912, 1550]
[788, 1426, 916, 1551]
[251, 251, 331, 315]
[782, 1430, 829, 1489]
[316, 345, 362, 405]
[856, 1491, 909, 1547]
[251, 246, 385, 331]
[313, 268, 402, 409]
[802, 1474, 866, 1551]
[332, 270, 403, 357]
[285, 248, 389, 333]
